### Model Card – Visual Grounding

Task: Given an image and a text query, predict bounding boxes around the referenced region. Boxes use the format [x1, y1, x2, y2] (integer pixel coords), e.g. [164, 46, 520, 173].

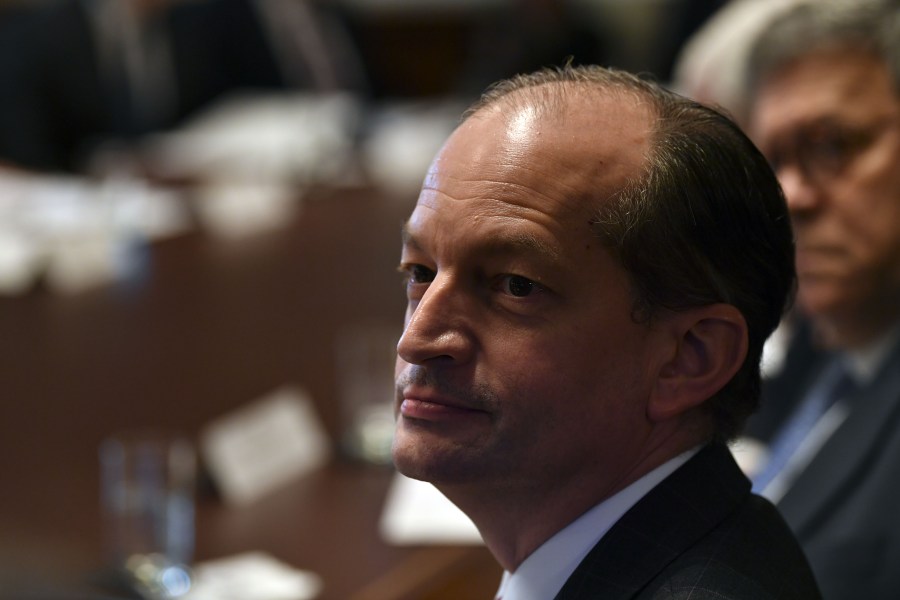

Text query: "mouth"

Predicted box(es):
[399, 389, 490, 423]
[794, 245, 845, 274]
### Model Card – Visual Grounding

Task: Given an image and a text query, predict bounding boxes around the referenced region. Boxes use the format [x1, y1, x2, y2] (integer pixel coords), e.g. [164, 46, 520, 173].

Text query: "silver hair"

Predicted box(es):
[747, 0, 900, 94]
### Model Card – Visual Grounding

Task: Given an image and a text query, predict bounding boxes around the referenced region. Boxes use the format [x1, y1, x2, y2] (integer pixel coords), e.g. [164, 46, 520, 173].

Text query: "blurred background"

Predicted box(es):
[0, 1, 729, 598]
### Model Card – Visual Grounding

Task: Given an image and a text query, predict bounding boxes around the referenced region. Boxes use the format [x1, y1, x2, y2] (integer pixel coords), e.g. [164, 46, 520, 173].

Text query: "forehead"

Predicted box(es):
[752, 50, 899, 136]
[417, 86, 653, 225]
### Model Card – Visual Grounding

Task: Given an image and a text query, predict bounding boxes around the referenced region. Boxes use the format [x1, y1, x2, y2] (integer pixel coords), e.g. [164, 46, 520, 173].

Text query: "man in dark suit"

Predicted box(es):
[391, 64, 820, 599]
[741, 1, 900, 597]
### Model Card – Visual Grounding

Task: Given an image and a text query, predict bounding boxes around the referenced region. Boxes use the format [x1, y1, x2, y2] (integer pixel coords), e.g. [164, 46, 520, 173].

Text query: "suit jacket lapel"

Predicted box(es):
[778, 339, 900, 536]
[555, 444, 750, 599]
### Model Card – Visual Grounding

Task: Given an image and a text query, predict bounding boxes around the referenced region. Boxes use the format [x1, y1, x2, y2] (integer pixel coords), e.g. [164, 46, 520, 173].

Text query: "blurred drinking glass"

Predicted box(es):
[99, 431, 196, 599]
[335, 322, 400, 465]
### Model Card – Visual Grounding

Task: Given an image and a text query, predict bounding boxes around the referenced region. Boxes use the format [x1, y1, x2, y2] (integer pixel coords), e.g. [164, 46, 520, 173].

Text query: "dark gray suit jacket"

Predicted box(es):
[555, 443, 821, 599]
[749, 322, 900, 599]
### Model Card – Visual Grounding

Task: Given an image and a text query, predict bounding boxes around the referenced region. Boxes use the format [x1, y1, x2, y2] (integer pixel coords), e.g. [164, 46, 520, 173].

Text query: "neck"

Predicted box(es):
[812, 281, 900, 350]
[812, 304, 900, 351]
[440, 430, 701, 572]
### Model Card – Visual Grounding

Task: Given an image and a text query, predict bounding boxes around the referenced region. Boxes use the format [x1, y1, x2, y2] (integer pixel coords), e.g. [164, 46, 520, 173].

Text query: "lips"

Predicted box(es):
[794, 244, 847, 275]
[399, 389, 489, 423]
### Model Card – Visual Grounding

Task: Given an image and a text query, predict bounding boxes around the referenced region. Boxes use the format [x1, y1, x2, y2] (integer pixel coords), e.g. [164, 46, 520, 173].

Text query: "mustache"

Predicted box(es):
[396, 365, 499, 412]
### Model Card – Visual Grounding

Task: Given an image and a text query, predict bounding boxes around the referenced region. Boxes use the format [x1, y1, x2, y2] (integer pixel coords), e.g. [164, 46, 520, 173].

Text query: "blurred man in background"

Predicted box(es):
[741, 1, 900, 597]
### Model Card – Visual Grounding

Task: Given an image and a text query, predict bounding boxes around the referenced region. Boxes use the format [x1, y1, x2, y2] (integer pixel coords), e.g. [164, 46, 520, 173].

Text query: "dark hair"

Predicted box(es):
[747, 0, 900, 96]
[466, 65, 796, 442]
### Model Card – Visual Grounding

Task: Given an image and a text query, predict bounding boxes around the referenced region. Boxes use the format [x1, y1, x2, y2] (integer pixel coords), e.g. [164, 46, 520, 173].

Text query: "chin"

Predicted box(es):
[392, 431, 486, 485]
[392, 452, 456, 485]
[391, 436, 420, 475]
[798, 284, 853, 320]
[391, 429, 438, 481]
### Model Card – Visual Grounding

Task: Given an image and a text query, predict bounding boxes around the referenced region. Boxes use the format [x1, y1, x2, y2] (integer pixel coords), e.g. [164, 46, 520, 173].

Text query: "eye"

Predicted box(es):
[402, 264, 435, 285]
[794, 122, 879, 183]
[804, 127, 856, 171]
[498, 274, 543, 298]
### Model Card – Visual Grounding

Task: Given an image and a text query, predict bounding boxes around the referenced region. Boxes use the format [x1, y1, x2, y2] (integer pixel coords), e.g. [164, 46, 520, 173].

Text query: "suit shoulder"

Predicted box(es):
[641, 495, 821, 600]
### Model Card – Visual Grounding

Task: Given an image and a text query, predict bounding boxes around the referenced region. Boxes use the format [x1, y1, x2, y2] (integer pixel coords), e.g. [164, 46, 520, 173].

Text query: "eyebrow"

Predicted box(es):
[400, 222, 421, 251]
[400, 221, 562, 265]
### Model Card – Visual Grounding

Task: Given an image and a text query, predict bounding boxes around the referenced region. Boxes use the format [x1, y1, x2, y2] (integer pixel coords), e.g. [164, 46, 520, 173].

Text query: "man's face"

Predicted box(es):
[751, 51, 900, 344]
[392, 92, 667, 496]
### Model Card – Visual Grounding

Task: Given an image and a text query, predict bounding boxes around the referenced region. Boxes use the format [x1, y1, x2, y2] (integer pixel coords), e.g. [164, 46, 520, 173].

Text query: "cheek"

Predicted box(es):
[838, 183, 900, 264]
[845, 149, 900, 236]
[491, 340, 651, 470]
[490, 322, 650, 418]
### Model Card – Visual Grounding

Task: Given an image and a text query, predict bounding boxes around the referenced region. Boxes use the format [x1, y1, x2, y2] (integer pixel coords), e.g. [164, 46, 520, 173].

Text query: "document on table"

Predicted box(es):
[379, 472, 482, 545]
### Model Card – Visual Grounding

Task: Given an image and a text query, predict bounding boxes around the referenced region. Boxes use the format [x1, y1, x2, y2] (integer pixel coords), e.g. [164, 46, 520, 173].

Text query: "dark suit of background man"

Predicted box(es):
[391, 64, 820, 599]
[737, 1, 900, 598]
[0, 0, 365, 174]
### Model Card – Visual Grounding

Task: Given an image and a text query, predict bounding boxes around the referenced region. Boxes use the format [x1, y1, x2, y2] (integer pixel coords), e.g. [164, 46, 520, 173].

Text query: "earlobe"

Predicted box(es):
[648, 304, 748, 423]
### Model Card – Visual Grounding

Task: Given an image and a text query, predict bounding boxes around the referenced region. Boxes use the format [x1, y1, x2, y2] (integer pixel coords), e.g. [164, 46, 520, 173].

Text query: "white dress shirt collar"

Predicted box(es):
[494, 446, 700, 600]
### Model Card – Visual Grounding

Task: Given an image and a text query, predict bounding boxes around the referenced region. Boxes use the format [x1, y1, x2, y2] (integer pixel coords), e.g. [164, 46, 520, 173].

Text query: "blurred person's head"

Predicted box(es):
[747, 0, 900, 349]
[672, 0, 802, 125]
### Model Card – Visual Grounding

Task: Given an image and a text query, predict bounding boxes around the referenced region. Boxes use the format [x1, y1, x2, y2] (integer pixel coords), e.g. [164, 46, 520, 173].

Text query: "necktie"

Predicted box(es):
[752, 360, 856, 493]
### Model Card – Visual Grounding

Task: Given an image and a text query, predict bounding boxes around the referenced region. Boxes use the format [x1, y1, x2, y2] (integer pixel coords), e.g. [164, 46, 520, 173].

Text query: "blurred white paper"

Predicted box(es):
[361, 102, 463, 195]
[44, 233, 119, 294]
[0, 171, 190, 295]
[379, 472, 482, 545]
[183, 551, 322, 600]
[201, 387, 330, 506]
[0, 228, 42, 294]
[193, 181, 301, 239]
[144, 92, 360, 186]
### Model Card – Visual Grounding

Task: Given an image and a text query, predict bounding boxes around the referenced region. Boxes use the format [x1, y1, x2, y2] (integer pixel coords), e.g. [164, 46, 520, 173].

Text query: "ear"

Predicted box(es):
[648, 304, 748, 423]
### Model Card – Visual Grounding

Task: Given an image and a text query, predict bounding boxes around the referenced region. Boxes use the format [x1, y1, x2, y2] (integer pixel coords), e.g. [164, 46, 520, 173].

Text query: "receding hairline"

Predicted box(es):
[460, 76, 660, 206]
[462, 76, 659, 128]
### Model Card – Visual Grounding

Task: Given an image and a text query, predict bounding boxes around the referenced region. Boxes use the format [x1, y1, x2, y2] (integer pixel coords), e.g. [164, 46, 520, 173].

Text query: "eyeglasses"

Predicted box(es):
[765, 117, 898, 186]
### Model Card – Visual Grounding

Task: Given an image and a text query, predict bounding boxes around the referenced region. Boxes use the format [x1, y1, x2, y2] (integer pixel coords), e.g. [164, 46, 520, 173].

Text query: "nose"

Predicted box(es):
[777, 165, 822, 217]
[397, 275, 474, 366]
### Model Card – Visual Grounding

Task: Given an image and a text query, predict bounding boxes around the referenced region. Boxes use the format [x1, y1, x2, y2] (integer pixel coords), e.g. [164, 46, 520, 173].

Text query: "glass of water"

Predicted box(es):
[99, 431, 196, 599]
